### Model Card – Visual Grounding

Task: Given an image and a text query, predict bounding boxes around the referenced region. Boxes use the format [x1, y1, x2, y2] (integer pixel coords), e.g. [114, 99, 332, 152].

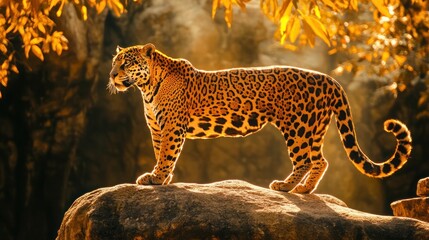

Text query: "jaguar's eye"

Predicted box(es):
[120, 64, 125, 70]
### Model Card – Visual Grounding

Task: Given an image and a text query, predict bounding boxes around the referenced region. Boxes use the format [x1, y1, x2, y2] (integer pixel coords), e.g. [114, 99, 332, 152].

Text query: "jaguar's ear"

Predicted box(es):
[140, 43, 155, 59]
[116, 45, 123, 54]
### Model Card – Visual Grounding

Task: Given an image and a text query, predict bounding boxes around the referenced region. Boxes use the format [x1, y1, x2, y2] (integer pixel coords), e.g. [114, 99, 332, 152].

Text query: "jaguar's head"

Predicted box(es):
[108, 43, 155, 93]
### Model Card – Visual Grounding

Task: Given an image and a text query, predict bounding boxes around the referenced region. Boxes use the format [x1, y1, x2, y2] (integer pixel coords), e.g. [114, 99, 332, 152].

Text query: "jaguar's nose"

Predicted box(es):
[110, 69, 118, 79]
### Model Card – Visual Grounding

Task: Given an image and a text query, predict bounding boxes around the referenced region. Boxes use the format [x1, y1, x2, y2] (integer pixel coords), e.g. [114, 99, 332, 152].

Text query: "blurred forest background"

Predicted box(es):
[0, 0, 428, 239]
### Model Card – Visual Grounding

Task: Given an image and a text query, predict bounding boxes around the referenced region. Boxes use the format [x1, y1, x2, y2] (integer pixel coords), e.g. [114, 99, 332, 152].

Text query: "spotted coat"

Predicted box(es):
[108, 43, 412, 193]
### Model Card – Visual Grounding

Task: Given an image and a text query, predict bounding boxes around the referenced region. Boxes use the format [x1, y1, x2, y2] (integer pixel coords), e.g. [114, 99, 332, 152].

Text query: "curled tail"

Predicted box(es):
[333, 87, 412, 178]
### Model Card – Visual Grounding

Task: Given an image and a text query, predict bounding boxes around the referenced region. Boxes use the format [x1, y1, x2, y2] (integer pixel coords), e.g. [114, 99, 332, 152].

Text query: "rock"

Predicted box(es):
[391, 197, 429, 223]
[391, 177, 429, 223]
[57, 180, 429, 240]
[417, 177, 429, 197]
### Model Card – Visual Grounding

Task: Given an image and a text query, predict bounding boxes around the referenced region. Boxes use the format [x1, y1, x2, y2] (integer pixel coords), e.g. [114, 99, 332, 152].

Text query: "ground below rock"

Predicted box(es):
[57, 180, 429, 240]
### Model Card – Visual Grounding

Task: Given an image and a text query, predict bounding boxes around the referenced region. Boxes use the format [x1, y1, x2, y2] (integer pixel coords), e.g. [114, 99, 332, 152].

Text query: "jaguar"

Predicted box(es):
[108, 43, 412, 193]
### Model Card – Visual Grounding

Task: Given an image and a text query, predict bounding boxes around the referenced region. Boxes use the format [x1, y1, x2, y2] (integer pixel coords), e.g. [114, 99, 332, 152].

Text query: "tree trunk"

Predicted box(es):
[0, 5, 107, 240]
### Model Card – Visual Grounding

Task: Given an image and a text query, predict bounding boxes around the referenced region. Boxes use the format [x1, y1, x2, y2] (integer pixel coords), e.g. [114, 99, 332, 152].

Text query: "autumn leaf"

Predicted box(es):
[350, 0, 358, 11]
[283, 43, 298, 51]
[37, 22, 46, 33]
[96, 1, 107, 14]
[11, 64, 19, 74]
[418, 94, 428, 107]
[1, 60, 8, 71]
[81, 6, 88, 21]
[0, 77, 7, 87]
[212, 0, 219, 18]
[394, 55, 407, 66]
[24, 45, 31, 59]
[302, 14, 331, 46]
[233, 0, 249, 11]
[343, 62, 353, 72]
[30, 37, 44, 45]
[288, 16, 300, 43]
[56, 0, 65, 17]
[54, 42, 63, 55]
[0, 15, 6, 26]
[302, 19, 316, 47]
[279, 1, 293, 34]
[0, 44, 7, 54]
[381, 51, 390, 63]
[212, 0, 251, 27]
[5, 22, 16, 34]
[31, 45, 44, 61]
[277, 0, 292, 19]
[371, 0, 391, 17]
[224, 0, 233, 28]
[107, 0, 125, 16]
[328, 48, 337, 55]
[313, 5, 321, 19]
[321, 0, 340, 11]
[49, 0, 62, 11]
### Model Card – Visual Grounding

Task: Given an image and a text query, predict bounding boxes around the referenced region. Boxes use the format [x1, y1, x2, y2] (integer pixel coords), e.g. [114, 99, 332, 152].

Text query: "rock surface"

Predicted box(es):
[391, 197, 429, 223]
[417, 177, 429, 197]
[391, 177, 429, 223]
[57, 180, 429, 240]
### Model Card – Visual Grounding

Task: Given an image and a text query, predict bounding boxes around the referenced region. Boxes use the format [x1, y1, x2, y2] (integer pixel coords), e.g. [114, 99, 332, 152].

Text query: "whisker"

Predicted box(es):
[106, 81, 117, 94]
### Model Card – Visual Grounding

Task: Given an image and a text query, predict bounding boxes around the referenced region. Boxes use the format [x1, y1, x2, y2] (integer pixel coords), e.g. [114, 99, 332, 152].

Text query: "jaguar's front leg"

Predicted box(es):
[136, 124, 186, 185]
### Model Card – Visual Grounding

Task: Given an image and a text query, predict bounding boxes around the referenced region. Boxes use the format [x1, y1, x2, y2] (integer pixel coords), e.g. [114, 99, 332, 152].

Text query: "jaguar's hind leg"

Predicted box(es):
[269, 134, 313, 192]
[291, 119, 330, 193]
[269, 164, 311, 191]
[291, 157, 328, 194]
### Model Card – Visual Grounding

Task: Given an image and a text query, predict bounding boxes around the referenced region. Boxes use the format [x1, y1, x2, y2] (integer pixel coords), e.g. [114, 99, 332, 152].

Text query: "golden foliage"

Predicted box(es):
[213, 0, 395, 48]
[370, 0, 391, 17]
[212, 0, 251, 28]
[0, 0, 128, 98]
[331, 0, 428, 91]
[213, 0, 428, 100]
